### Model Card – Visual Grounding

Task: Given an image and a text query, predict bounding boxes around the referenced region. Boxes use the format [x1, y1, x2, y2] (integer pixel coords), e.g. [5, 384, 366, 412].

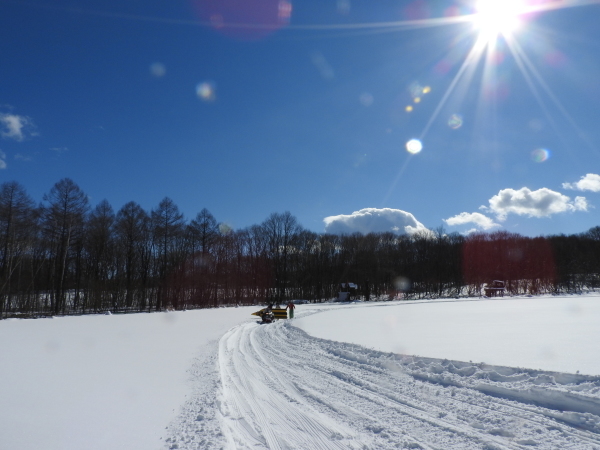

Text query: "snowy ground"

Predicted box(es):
[2, 295, 600, 449]
[0, 307, 256, 450]
[295, 294, 600, 375]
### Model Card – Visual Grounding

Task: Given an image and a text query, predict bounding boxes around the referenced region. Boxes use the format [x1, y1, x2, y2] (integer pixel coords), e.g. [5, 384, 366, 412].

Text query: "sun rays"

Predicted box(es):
[417, 0, 600, 146]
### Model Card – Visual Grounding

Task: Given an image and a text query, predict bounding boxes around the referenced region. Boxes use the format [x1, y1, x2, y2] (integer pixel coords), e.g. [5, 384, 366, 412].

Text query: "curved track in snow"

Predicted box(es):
[215, 313, 600, 450]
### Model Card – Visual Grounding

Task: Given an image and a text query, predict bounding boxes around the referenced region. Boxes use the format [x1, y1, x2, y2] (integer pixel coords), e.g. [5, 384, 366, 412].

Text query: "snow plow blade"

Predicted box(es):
[272, 308, 287, 319]
[251, 308, 288, 319]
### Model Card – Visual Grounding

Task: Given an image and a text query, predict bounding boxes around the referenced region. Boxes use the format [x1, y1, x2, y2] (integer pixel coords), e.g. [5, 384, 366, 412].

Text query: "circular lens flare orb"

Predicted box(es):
[448, 114, 463, 129]
[393, 276, 411, 291]
[473, 0, 524, 40]
[150, 62, 166, 78]
[531, 148, 550, 162]
[219, 223, 233, 235]
[196, 81, 216, 101]
[406, 139, 423, 154]
[359, 92, 374, 106]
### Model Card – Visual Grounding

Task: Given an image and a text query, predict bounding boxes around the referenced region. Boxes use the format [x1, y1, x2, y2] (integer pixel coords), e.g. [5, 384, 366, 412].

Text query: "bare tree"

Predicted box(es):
[261, 212, 303, 302]
[115, 201, 150, 310]
[151, 197, 184, 310]
[42, 178, 90, 314]
[0, 181, 37, 318]
[85, 200, 116, 312]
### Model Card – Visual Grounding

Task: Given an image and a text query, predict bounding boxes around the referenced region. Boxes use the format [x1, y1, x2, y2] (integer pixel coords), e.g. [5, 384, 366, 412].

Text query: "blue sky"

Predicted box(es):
[1, 0, 599, 236]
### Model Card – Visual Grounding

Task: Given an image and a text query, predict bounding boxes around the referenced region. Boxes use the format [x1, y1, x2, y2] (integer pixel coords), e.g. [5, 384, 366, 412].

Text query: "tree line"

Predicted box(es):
[1, 178, 599, 318]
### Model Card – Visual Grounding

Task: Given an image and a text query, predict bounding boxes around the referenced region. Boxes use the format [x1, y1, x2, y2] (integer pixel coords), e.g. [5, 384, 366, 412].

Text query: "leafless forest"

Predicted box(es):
[1, 178, 599, 318]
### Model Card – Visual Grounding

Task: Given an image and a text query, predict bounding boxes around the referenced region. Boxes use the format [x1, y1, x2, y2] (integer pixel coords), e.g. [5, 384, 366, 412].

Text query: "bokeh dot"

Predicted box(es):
[150, 62, 166, 78]
[406, 139, 423, 154]
[219, 223, 233, 235]
[359, 92, 374, 106]
[196, 81, 216, 101]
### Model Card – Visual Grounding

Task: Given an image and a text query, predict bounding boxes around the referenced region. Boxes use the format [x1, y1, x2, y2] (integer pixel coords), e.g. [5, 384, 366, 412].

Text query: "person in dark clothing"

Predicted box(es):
[262, 304, 274, 323]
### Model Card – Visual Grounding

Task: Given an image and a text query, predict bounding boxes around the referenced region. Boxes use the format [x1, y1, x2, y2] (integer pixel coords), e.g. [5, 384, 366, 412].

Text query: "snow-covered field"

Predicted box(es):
[2, 295, 600, 449]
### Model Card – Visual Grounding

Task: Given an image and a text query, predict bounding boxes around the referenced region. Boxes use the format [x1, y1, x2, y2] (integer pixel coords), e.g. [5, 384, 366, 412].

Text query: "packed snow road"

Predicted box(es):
[168, 308, 600, 450]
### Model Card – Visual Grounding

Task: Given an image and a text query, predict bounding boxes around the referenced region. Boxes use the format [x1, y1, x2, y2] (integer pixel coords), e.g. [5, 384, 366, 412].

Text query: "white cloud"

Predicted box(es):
[573, 196, 588, 211]
[0, 113, 37, 141]
[324, 207, 429, 235]
[14, 153, 32, 161]
[563, 173, 600, 192]
[444, 212, 500, 230]
[487, 187, 588, 220]
[0, 149, 5, 169]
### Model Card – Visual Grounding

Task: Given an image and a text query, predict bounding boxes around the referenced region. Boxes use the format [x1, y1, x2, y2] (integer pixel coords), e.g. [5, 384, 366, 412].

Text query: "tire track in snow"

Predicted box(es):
[218, 322, 363, 449]
[217, 316, 600, 450]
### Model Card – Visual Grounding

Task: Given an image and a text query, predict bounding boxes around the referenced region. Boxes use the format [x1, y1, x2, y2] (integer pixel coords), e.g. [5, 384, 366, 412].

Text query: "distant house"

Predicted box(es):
[337, 282, 358, 301]
[484, 280, 505, 297]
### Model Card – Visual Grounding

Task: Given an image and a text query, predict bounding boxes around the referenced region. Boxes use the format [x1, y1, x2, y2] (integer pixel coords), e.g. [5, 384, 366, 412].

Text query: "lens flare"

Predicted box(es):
[406, 139, 422, 154]
[219, 223, 233, 235]
[531, 148, 550, 162]
[405, 105, 413, 112]
[473, 0, 524, 40]
[393, 276, 411, 291]
[448, 114, 463, 129]
[359, 92, 374, 106]
[278, 0, 292, 23]
[196, 81, 216, 101]
[337, 0, 351, 14]
[150, 62, 166, 78]
[193, 0, 291, 40]
[409, 82, 424, 98]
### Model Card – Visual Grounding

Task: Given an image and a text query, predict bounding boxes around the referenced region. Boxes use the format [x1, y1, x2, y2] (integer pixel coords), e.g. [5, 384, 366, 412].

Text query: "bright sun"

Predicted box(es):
[473, 0, 526, 40]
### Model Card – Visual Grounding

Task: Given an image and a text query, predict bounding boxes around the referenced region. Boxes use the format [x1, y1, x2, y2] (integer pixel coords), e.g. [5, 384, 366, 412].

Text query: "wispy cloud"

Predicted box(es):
[0, 150, 6, 169]
[483, 187, 588, 221]
[14, 153, 32, 162]
[0, 113, 38, 141]
[444, 212, 500, 231]
[324, 207, 429, 235]
[563, 173, 600, 193]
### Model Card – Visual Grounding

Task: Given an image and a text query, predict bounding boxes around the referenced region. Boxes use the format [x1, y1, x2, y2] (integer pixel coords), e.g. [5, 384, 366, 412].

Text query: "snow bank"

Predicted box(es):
[294, 295, 600, 375]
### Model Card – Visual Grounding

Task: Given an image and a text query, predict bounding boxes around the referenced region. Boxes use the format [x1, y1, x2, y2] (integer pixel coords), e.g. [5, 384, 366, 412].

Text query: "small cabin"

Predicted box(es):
[337, 282, 358, 301]
[484, 280, 505, 297]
